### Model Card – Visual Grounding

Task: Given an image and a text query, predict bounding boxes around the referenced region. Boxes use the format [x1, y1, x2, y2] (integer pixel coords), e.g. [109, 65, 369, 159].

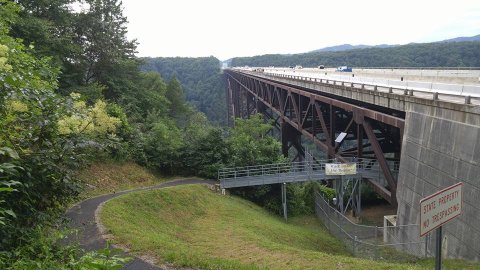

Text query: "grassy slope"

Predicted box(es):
[101, 185, 428, 270]
[76, 161, 175, 198]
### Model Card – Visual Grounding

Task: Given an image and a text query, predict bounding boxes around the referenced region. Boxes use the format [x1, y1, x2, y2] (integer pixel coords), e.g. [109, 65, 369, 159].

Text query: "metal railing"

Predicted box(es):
[259, 71, 480, 103]
[218, 158, 399, 189]
[314, 191, 429, 261]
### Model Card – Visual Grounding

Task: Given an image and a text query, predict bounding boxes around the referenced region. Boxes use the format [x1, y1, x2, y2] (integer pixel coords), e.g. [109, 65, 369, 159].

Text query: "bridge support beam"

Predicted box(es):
[335, 176, 362, 217]
[363, 120, 398, 206]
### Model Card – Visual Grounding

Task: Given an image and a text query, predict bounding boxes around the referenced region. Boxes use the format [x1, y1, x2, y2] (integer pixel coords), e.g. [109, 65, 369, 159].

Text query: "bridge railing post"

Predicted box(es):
[465, 95, 471, 104]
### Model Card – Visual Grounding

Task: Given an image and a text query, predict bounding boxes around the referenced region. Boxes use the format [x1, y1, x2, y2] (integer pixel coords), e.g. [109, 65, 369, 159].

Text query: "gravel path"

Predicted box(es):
[66, 179, 216, 269]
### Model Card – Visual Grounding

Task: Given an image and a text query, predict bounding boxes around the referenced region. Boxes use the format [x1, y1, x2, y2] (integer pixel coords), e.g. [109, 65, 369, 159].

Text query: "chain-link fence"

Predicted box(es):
[315, 191, 430, 261]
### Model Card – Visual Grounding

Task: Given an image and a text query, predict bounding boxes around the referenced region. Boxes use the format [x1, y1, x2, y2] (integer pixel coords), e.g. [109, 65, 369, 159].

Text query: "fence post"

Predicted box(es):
[353, 236, 357, 256]
[375, 226, 379, 259]
[383, 217, 387, 243]
[425, 233, 429, 258]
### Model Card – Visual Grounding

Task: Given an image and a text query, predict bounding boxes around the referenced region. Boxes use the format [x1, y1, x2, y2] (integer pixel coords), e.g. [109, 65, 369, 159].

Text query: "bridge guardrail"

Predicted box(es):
[259, 71, 480, 103]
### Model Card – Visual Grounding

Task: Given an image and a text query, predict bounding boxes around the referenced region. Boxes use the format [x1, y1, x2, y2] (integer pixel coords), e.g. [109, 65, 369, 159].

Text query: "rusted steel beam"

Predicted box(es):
[329, 104, 335, 157]
[301, 103, 312, 129]
[357, 124, 364, 157]
[363, 120, 397, 206]
[311, 100, 316, 138]
[366, 179, 392, 204]
[314, 103, 331, 146]
[289, 93, 301, 126]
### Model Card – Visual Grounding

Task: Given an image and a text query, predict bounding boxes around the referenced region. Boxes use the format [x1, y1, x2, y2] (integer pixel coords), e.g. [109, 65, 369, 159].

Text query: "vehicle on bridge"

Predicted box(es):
[336, 66, 352, 72]
[318, 65, 325, 69]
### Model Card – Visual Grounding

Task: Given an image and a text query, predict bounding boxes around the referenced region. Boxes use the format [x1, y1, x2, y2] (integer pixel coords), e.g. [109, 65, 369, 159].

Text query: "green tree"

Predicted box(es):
[75, 0, 139, 100]
[144, 118, 184, 174]
[181, 113, 228, 178]
[142, 56, 227, 125]
[226, 114, 285, 214]
[10, 0, 80, 74]
[1, 2, 123, 249]
[165, 75, 189, 119]
[228, 114, 283, 167]
[123, 72, 170, 119]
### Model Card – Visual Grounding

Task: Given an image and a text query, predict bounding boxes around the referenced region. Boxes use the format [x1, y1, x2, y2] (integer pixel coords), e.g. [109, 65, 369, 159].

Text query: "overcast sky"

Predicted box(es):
[121, 0, 480, 61]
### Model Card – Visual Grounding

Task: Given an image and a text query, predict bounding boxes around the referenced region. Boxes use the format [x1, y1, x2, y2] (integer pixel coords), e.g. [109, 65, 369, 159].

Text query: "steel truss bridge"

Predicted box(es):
[224, 69, 404, 205]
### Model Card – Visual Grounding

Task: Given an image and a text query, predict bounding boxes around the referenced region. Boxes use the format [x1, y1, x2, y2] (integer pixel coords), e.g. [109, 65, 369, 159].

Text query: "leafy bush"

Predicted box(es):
[0, 147, 21, 226]
[0, 226, 131, 270]
[318, 184, 336, 202]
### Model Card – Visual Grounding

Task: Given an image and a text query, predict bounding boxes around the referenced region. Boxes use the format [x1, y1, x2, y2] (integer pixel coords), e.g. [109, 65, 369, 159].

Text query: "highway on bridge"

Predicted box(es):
[237, 67, 480, 104]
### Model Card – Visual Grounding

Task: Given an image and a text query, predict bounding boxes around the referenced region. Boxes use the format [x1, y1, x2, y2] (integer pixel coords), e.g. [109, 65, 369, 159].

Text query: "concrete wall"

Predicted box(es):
[397, 103, 480, 261]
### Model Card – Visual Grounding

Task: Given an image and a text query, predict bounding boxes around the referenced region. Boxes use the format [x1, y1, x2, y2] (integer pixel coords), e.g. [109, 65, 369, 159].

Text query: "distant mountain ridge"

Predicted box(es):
[309, 34, 480, 53]
[310, 44, 396, 53]
[223, 34, 480, 66]
[440, 34, 480, 43]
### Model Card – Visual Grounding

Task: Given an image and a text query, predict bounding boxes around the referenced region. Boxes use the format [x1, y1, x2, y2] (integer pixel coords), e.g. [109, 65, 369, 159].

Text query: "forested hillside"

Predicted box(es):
[0, 1, 294, 267]
[231, 41, 480, 67]
[143, 57, 226, 125]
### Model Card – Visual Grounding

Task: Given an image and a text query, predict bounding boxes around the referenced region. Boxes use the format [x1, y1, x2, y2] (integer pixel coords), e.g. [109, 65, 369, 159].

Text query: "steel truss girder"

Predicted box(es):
[225, 70, 404, 204]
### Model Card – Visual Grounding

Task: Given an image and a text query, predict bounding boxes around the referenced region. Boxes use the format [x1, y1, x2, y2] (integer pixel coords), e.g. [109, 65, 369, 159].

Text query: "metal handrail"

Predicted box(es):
[218, 158, 399, 181]
[260, 71, 480, 102]
[242, 71, 480, 104]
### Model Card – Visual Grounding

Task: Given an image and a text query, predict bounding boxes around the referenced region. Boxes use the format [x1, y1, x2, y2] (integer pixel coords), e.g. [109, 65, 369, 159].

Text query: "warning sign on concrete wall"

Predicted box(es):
[325, 163, 356, 175]
[420, 182, 463, 237]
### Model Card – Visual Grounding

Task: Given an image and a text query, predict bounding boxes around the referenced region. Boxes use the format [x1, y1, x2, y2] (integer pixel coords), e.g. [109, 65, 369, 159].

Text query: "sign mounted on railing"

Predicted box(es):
[325, 163, 357, 176]
[419, 182, 463, 237]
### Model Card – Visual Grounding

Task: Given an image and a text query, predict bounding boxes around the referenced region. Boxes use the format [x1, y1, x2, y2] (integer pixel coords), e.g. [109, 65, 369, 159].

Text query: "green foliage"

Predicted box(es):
[0, 1, 125, 251]
[227, 114, 286, 213]
[75, 244, 132, 270]
[144, 118, 184, 174]
[0, 226, 131, 270]
[230, 42, 480, 67]
[58, 94, 121, 136]
[318, 184, 336, 202]
[123, 72, 170, 119]
[180, 113, 229, 178]
[142, 56, 226, 125]
[67, 0, 139, 100]
[0, 147, 21, 226]
[10, 0, 80, 71]
[228, 114, 283, 167]
[165, 75, 191, 122]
